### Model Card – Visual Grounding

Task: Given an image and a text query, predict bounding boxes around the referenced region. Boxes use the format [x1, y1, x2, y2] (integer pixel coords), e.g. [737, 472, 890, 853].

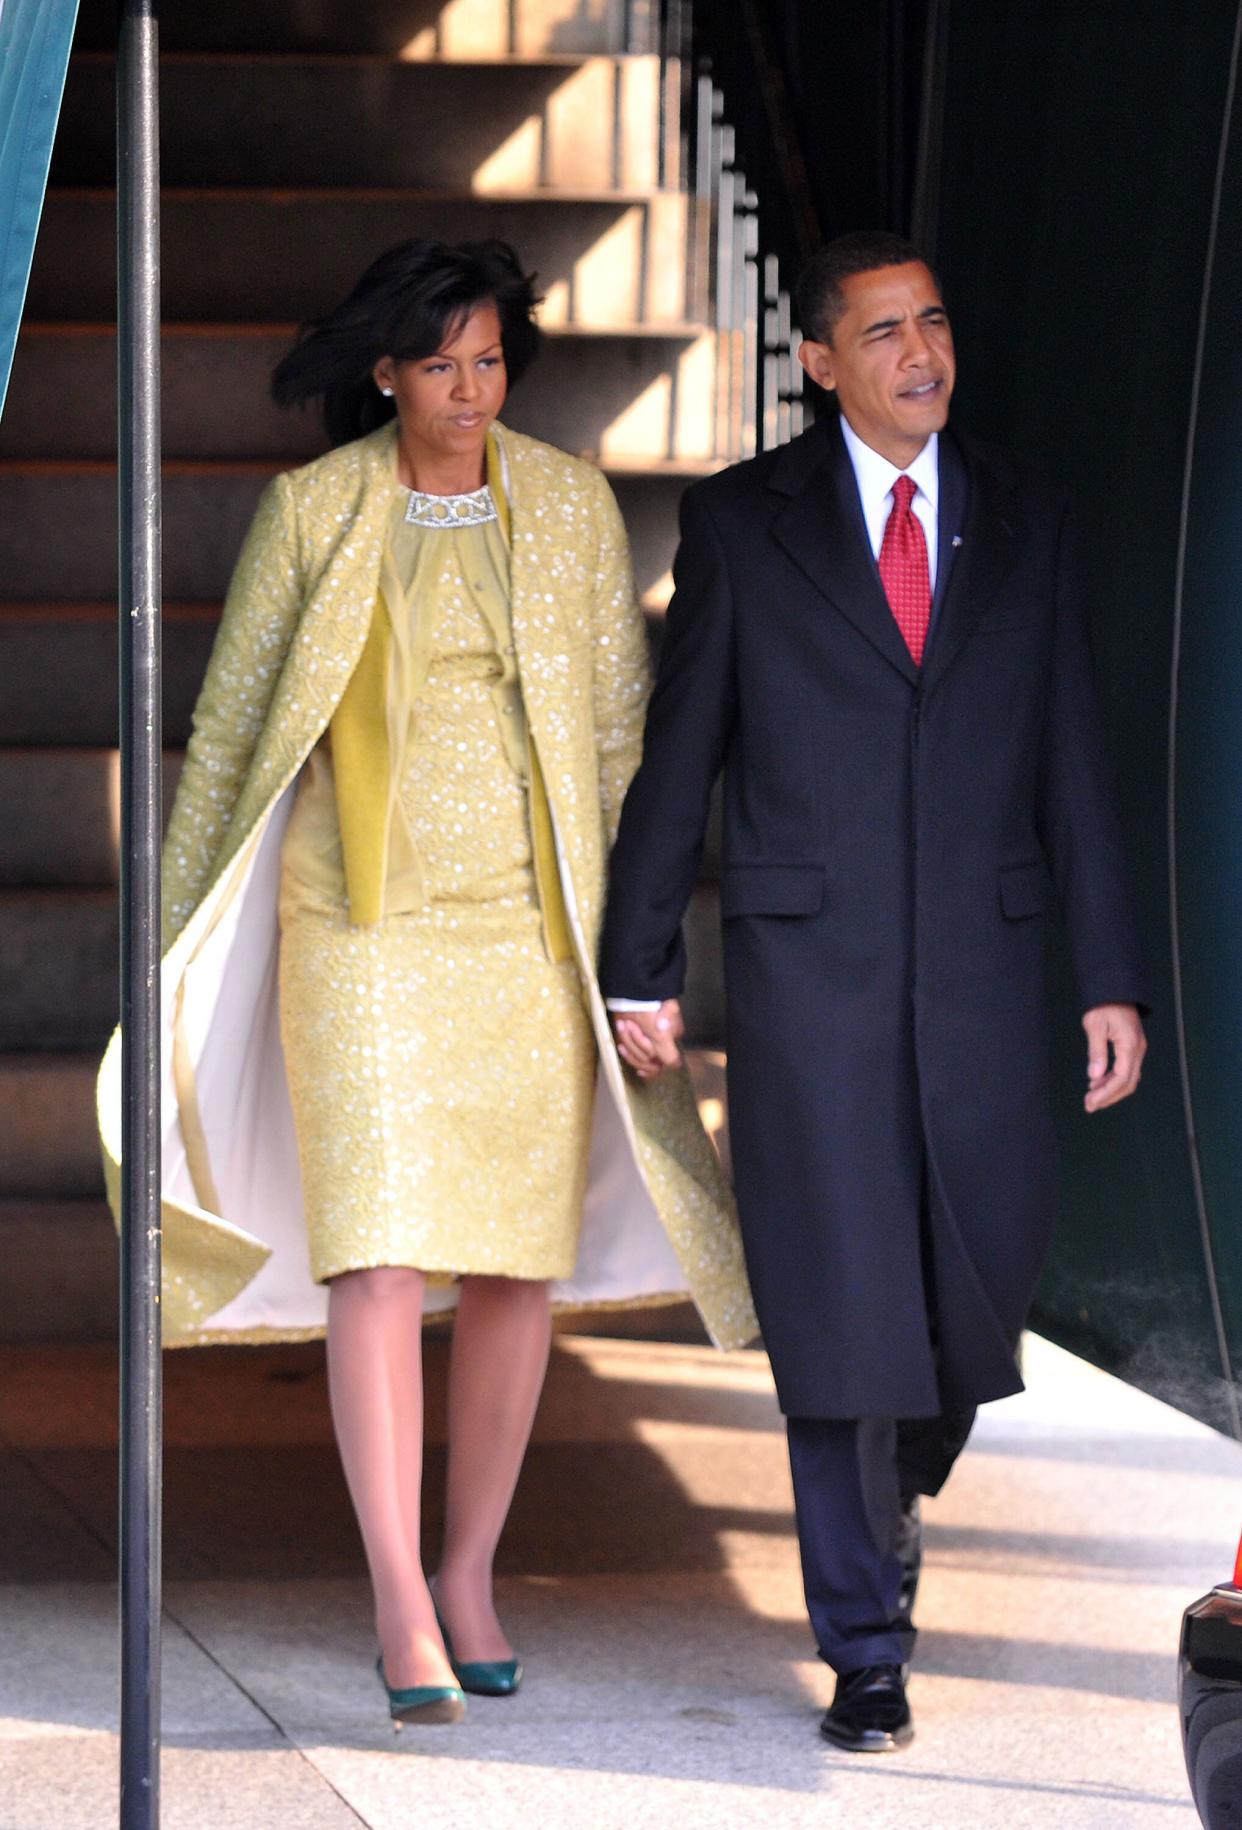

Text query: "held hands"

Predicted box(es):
[612, 1000, 685, 1081]
[615, 998, 1146, 1104]
[1083, 1004, 1146, 1113]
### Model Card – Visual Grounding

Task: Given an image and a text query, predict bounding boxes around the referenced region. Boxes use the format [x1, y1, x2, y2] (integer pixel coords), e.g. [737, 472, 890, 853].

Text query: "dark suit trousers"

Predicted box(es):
[786, 1408, 974, 1674]
[787, 1164, 979, 1671]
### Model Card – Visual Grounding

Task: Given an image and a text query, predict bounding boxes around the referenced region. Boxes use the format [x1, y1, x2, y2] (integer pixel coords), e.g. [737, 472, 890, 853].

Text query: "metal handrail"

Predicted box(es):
[117, 1, 163, 1825]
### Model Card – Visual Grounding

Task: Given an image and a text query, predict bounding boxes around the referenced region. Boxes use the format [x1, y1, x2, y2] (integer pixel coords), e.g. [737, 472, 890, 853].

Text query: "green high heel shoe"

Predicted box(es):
[434, 1607, 523, 1698]
[376, 1654, 467, 1728]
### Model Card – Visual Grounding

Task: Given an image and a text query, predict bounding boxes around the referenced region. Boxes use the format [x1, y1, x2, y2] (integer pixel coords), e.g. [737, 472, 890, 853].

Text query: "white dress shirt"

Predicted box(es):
[608, 420, 942, 1016]
[839, 416, 939, 588]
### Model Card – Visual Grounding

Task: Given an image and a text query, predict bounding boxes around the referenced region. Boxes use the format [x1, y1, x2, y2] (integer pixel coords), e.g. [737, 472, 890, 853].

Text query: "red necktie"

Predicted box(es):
[878, 475, 931, 666]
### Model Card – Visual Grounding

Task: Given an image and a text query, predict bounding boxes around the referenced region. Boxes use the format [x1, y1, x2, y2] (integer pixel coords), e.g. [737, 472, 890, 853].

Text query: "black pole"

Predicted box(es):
[116, 1, 163, 1825]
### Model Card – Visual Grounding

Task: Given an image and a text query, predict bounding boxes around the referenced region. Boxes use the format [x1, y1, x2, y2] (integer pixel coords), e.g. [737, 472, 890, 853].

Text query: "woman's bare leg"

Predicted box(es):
[326, 1265, 455, 1689]
[435, 1275, 552, 1659]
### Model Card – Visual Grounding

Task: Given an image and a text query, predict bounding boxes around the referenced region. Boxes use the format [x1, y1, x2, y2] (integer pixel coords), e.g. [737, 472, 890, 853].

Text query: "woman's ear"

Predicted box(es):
[372, 356, 397, 397]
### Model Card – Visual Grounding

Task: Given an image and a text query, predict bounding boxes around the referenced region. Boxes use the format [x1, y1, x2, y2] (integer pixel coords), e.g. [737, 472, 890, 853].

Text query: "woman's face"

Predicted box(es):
[373, 301, 508, 472]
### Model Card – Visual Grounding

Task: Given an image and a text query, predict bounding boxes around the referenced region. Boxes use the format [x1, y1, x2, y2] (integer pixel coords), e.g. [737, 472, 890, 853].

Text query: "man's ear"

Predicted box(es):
[798, 338, 836, 392]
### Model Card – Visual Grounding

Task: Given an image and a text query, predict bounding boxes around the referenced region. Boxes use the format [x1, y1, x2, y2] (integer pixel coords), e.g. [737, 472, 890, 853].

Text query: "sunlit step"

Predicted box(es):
[0, 748, 184, 887]
[0, 600, 668, 749]
[29, 189, 693, 327]
[0, 459, 694, 606]
[2, 324, 720, 466]
[71, 0, 643, 57]
[57, 53, 665, 195]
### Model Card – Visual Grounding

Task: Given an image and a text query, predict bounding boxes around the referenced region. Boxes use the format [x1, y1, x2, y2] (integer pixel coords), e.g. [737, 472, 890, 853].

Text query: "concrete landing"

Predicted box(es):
[0, 1331, 1230, 1828]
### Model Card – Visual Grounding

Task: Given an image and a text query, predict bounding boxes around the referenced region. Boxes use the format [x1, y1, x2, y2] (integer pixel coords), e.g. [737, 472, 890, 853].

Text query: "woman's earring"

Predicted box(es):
[379, 386, 394, 398]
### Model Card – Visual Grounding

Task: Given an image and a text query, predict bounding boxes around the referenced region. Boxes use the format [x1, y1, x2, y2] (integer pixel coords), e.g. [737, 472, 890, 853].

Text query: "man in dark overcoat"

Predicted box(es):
[598, 231, 1148, 1751]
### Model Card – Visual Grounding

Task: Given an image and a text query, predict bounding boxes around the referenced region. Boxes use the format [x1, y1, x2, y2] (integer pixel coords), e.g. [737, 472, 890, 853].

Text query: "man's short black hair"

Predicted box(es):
[796, 232, 940, 345]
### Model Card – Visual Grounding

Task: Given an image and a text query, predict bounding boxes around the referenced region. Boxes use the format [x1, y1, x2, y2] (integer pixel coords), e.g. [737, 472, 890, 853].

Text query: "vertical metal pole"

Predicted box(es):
[116, 1, 162, 1826]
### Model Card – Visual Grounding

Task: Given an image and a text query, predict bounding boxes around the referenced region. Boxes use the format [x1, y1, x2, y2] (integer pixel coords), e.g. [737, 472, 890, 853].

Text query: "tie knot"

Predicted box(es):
[892, 475, 917, 512]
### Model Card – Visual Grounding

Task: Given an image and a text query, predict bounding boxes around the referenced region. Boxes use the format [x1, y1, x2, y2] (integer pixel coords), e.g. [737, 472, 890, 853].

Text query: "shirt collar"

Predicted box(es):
[839, 415, 939, 516]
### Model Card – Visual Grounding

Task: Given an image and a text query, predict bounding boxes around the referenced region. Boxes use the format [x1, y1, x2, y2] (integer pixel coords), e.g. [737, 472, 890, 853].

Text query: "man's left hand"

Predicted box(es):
[1082, 1004, 1146, 1113]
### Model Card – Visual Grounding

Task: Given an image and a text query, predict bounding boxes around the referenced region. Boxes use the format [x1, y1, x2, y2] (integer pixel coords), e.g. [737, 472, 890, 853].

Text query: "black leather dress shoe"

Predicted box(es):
[820, 1663, 913, 1752]
[895, 1494, 923, 1632]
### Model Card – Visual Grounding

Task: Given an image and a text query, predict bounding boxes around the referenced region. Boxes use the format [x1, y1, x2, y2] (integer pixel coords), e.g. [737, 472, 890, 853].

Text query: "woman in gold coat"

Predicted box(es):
[99, 239, 755, 1725]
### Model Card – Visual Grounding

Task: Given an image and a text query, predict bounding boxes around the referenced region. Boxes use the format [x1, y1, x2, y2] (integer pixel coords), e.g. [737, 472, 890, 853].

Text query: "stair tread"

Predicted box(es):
[0, 1197, 112, 1214]
[0, 601, 217, 621]
[74, 49, 637, 70]
[0, 886, 115, 903]
[0, 603, 676, 633]
[17, 320, 711, 341]
[0, 1051, 102, 1067]
[0, 454, 725, 479]
[49, 183, 668, 205]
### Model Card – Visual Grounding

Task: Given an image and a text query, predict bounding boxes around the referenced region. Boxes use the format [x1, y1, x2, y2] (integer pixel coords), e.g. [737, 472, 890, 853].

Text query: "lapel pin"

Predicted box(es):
[951, 534, 963, 548]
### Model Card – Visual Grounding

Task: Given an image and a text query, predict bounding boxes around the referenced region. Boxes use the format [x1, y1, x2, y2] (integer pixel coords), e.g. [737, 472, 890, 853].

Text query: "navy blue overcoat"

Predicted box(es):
[599, 416, 1148, 1419]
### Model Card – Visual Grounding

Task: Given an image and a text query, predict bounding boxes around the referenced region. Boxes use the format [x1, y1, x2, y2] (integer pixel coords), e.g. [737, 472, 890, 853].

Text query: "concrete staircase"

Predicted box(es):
[0, 0, 737, 1341]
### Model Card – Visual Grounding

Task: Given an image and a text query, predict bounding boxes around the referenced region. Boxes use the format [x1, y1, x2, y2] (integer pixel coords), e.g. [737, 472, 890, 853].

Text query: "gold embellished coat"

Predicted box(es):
[97, 422, 759, 1349]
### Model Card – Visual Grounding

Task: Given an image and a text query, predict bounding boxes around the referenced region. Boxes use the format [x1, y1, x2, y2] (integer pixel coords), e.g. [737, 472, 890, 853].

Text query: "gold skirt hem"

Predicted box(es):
[308, 1247, 579, 1287]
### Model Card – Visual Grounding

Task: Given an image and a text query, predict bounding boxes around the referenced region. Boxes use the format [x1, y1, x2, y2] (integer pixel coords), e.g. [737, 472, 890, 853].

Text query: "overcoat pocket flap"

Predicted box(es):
[999, 861, 1048, 919]
[721, 864, 825, 919]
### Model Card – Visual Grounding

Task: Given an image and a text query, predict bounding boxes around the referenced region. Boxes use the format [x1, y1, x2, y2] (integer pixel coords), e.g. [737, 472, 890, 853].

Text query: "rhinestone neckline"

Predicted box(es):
[403, 484, 497, 529]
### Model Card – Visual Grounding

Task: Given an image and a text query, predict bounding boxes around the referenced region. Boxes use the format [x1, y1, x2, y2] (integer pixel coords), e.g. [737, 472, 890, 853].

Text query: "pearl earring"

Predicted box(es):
[380, 386, 394, 397]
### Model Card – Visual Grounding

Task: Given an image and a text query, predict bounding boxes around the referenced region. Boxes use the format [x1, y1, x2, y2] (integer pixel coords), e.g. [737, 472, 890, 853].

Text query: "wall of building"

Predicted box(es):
[930, 0, 1242, 1430]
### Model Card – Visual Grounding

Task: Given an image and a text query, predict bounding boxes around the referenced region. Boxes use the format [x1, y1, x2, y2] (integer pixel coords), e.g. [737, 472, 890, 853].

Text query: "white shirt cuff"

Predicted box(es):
[605, 997, 663, 1012]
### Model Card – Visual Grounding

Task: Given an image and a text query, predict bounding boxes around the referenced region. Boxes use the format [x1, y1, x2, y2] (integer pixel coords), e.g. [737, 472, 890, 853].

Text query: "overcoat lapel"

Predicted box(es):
[920, 437, 1021, 697]
[769, 418, 919, 687]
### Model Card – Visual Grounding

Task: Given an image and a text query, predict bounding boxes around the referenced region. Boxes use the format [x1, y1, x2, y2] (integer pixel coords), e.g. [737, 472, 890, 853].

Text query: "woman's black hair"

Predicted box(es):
[271, 238, 542, 448]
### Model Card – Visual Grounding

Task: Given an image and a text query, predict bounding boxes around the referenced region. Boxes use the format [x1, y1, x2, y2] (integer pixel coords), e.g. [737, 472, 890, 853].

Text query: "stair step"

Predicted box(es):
[0, 749, 183, 886]
[0, 602, 659, 748]
[72, 0, 640, 57]
[0, 606, 217, 747]
[1, 324, 718, 465]
[0, 1056, 104, 1197]
[0, 1201, 118, 1342]
[0, 891, 118, 1050]
[0, 462, 688, 611]
[0, 876, 721, 1055]
[0, 1022, 726, 1205]
[55, 55, 662, 195]
[28, 189, 691, 326]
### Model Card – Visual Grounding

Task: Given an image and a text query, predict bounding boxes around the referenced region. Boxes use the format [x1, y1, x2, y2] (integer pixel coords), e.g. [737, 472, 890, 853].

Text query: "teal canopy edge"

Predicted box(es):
[0, 0, 81, 420]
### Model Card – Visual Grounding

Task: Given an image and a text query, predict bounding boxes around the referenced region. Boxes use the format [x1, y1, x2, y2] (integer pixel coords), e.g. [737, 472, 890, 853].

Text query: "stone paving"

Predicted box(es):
[0, 1331, 1230, 1827]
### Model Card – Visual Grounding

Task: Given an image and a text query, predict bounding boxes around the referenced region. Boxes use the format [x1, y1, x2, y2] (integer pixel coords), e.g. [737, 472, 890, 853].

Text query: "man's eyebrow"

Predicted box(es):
[860, 304, 947, 337]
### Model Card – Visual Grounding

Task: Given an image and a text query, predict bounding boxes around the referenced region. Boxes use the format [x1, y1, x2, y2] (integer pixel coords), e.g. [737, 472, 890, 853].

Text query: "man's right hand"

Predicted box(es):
[611, 1000, 685, 1081]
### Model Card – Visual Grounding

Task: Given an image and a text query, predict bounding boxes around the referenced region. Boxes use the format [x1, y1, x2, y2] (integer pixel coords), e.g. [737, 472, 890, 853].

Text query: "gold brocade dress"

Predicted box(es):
[277, 482, 597, 1283]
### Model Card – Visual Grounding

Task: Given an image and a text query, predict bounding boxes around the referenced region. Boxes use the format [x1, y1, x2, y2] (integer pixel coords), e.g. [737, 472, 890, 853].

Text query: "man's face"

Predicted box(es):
[799, 262, 955, 466]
